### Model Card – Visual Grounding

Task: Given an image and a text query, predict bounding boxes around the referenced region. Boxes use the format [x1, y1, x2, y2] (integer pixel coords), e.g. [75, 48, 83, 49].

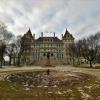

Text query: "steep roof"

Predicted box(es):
[21, 29, 34, 46]
[63, 29, 74, 40]
[25, 28, 33, 38]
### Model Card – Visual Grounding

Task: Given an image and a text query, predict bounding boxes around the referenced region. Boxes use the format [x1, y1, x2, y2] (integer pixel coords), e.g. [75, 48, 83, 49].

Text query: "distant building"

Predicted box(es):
[20, 28, 74, 65]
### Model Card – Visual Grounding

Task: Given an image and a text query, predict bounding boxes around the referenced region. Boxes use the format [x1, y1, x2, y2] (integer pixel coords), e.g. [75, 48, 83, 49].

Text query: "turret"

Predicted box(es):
[26, 28, 33, 37]
[62, 28, 74, 64]
[63, 28, 74, 40]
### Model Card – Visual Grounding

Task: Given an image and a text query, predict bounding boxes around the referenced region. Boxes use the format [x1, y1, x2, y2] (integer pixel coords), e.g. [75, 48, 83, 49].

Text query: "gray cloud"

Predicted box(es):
[0, 0, 100, 39]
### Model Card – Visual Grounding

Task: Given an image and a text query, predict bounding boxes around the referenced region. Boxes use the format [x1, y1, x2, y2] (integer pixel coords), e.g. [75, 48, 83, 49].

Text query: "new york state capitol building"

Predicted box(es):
[21, 28, 74, 65]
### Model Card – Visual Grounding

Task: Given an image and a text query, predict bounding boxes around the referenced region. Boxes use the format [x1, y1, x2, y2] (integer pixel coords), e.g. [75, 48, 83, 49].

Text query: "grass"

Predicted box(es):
[73, 64, 100, 69]
[0, 75, 100, 100]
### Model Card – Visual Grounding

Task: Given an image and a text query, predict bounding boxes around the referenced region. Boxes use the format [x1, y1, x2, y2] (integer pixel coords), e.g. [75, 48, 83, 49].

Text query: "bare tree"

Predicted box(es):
[0, 22, 14, 67]
[0, 43, 6, 67]
[6, 43, 16, 66]
[80, 35, 98, 67]
[6, 35, 22, 66]
[69, 43, 76, 65]
[0, 22, 14, 44]
[75, 40, 83, 65]
[69, 40, 83, 65]
[94, 32, 100, 63]
[15, 35, 23, 66]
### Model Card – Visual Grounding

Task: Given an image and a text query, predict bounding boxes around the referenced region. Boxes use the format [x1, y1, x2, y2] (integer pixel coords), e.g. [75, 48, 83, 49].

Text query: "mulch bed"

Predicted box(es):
[5, 70, 90, 87]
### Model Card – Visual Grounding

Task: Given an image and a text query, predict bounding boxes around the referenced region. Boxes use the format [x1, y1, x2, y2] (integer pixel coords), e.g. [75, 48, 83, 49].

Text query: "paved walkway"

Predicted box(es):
[0, 65, 100, 78]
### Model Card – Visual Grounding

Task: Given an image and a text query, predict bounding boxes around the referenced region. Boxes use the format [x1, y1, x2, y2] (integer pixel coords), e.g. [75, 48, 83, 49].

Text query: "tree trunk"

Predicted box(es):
[0, 59, 3, 68]
[1, 57, 3, 66]
[72, 55, 75, 66]
[17, 55, 21, 66]
[3, 60, 5, 66]
[0, 61, 2, 68]
[9, 56, 12, 66]
[90, 61, 92, 68]
[77, 57, 80, 65]
[13, 57, 16, 66]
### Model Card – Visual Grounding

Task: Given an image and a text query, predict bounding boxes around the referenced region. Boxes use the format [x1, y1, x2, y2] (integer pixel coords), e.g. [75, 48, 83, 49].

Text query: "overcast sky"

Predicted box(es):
[0, 0, 100, 39]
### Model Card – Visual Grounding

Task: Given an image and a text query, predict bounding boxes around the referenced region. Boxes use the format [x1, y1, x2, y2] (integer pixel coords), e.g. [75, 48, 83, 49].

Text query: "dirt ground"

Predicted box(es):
[0, 65, 100, 100]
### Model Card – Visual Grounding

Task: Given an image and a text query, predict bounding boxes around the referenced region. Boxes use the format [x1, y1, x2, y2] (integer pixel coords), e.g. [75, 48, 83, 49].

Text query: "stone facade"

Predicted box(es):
[21, 28, 74, 65]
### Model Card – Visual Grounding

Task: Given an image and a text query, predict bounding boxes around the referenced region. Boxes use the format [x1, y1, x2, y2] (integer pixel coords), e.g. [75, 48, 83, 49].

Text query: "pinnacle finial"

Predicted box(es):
[28, 28, 31, 32]
[54, 32, 55, 37]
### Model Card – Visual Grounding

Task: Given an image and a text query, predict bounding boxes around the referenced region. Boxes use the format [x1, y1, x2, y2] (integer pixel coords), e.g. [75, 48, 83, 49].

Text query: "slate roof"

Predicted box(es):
[63, 29, 74, 40]
[35, 37, 62, 43]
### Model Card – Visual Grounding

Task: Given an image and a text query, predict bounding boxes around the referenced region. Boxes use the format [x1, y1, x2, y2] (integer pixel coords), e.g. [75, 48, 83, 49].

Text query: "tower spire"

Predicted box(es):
[63, 28, 74, 40]
[54, 32, 55, 37]
[28, 28, 31, 33]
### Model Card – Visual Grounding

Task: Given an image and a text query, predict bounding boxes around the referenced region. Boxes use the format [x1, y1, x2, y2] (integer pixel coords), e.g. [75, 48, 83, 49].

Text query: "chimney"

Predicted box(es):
[62, 34, 63, 39]
[41, 32, 43, 37]
[54, 32, 55, 37]
[33, 34, 35, 39]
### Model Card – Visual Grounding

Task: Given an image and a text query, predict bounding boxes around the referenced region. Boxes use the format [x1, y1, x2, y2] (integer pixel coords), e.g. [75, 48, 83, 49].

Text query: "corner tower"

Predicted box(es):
[62, 28, 74, 64]
[20, 29, 34, 65]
